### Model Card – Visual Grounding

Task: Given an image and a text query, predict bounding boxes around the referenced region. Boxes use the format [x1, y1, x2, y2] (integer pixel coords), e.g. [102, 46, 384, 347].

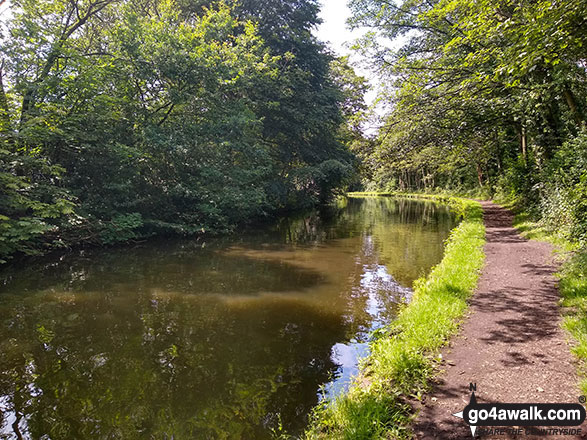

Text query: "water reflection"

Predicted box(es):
[0, 198, 457, 439]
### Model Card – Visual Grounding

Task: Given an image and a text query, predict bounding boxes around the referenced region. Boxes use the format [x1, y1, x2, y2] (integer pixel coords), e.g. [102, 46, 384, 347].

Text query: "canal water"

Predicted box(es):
[0, 197, 457, 439]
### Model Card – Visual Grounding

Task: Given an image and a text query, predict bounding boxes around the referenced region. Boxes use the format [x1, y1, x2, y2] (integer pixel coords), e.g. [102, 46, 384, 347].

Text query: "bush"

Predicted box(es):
[541, 130, 587, 244]
[99, 213, 144, 245]
[0, 149, 75, 262]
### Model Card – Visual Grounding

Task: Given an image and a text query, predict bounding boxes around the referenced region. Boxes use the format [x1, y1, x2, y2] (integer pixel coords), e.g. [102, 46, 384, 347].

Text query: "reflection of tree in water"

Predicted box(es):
[271, 198, 456, 252]
[0, 247, 327, 297]
[0, 284, 347, 439]
[347, 198, 458, 286]
[0, 198, 457, 439]
[334, 235, 411, 345]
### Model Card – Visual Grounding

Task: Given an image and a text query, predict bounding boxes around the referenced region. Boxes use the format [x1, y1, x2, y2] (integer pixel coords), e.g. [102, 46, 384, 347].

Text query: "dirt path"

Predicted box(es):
[413, 201, 584, 439]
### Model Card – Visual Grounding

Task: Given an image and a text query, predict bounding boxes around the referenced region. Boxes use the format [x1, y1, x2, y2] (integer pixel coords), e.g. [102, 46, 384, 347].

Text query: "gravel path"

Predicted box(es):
[413, 201, 585, 439]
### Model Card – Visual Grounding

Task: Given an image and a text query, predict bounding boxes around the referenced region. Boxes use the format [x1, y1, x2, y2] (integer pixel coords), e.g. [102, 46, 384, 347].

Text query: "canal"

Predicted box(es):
[0, 197, 457, 439]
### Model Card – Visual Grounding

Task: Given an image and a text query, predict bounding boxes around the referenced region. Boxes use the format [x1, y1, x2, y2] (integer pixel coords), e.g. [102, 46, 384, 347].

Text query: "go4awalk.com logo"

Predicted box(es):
[452, 384, 586, 437]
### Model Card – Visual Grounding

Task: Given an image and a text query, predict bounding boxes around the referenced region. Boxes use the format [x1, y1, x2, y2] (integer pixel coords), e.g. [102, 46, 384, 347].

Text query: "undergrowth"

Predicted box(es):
[502, 203, 587, 397]
[559, 251, 587, 396]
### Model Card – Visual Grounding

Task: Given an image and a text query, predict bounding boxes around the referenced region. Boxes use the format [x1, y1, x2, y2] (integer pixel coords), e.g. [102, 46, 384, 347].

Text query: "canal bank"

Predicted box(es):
[305, 195, 485, 439]
[0, 197, 455, 439]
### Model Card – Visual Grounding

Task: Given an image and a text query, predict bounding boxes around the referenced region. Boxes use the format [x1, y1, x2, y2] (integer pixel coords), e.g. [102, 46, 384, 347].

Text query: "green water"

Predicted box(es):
[0, 197, 457, 439]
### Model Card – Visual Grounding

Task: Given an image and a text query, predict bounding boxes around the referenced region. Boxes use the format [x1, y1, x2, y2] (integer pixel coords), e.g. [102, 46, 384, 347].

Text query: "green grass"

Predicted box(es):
[559, 252, 587, 396]
[303, 195, 486, 440]
[495, 198, 577, 251]
[497, 202, 587, 397]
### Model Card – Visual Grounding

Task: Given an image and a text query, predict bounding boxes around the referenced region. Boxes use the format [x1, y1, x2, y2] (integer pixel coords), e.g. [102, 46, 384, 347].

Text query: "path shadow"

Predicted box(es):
[414, 202, 582, 439]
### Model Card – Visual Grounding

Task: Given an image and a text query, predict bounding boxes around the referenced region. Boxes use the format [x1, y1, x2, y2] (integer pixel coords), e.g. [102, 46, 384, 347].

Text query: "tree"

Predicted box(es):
[0, 0, 360, 262]
[349, 0, 587, 216]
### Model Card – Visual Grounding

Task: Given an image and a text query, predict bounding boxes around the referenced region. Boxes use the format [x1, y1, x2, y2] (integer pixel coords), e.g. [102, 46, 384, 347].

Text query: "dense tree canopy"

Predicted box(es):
[4, 0, 584, 261]
[0, 0, 366, 262]
[350, 0, 587, 242]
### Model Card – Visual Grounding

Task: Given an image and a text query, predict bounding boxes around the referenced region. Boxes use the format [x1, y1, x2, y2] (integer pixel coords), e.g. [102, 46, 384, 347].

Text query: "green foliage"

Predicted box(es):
[350, 0, 587, 234]
[0, 147, 74, 261]
[559, 251, 587, 396]
[99, 213, 143, 245]
[495, 130, 587, 246]
[541, 130, 587, 243]
[305, 196, 485, 439]
[0, 0, 364, 262]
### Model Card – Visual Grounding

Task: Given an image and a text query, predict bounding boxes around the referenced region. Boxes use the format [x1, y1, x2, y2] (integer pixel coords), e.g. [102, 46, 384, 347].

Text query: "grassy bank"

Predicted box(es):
[559, 251, 587, 395]
[304, 194, 485, 439]
[500, 204, 587, 396]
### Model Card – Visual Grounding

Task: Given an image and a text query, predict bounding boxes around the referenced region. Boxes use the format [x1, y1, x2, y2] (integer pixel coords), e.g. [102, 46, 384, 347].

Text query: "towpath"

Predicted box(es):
[414, 201, 585, 439]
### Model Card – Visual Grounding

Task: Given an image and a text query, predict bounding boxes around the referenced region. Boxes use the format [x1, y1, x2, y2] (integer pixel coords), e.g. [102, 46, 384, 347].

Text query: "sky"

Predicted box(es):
[0, 1, 10, 20]
[315, 0, 360, 57]
[314, 0, 379, 107]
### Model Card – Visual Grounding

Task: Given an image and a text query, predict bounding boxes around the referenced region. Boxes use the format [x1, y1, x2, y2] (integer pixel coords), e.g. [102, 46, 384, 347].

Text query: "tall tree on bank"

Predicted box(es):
[0, 0, 363, 262]
[235, 0, 355, 206]
[350, 0, 587, 240]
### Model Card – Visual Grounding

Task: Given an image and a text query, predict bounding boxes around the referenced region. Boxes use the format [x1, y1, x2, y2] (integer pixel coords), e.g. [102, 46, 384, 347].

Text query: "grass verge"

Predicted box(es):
[496, 199, 575, 251]
[303, 194, 486, 439]
[559, 251, 587, 396]
[500, 204, 587, 396]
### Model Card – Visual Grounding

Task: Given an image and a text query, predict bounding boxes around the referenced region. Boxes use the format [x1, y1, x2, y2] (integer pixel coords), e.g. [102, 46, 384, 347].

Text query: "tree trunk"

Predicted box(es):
[476, 163, 484, 187]
[564, 87, 584, 127]
[495, 128, 502, 172]
[518, 124, 527, 162]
